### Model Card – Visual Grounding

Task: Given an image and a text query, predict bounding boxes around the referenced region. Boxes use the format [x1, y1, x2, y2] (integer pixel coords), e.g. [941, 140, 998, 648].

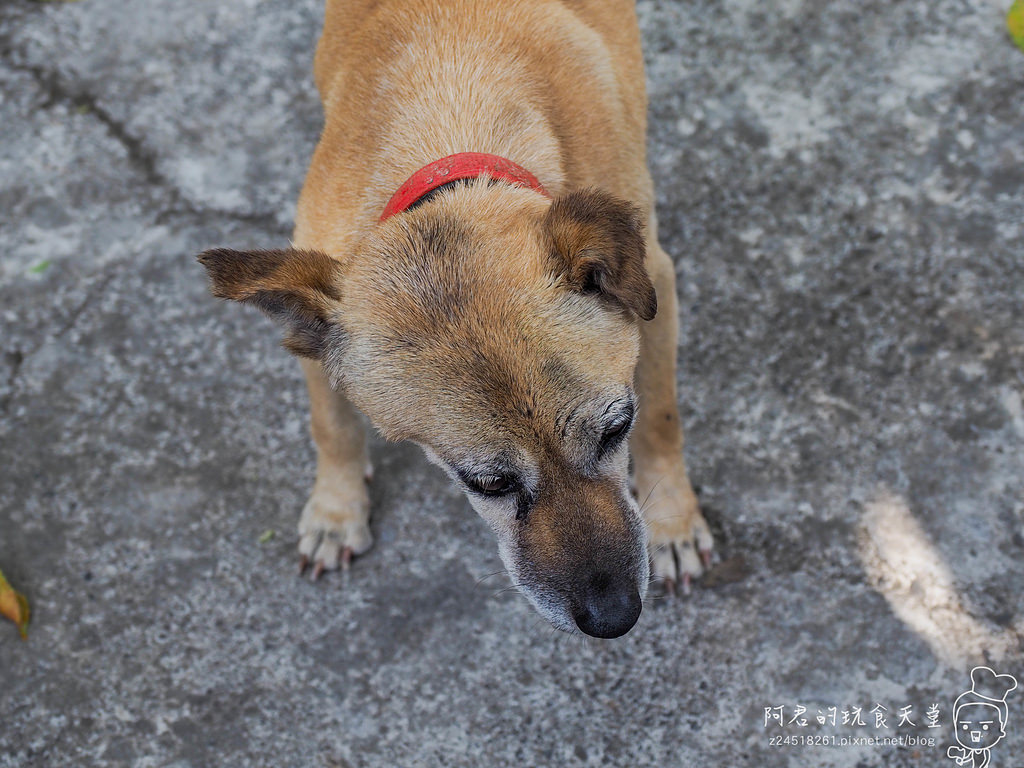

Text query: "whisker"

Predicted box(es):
[472, 568, 511, 593]
[642, 513, 693, 526]
[474, 568, 509, 585]
[490, 584, 522, 598]
[637, 474, 667, 515]
[642, 590, 673, 602]
[639, 502, 665, 520]
[550, 623, 565, 649]
[529, 614, 552, 637]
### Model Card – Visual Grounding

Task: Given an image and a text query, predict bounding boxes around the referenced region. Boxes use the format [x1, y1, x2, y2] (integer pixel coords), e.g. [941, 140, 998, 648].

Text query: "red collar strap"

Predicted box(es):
[379, 152, 549, 221]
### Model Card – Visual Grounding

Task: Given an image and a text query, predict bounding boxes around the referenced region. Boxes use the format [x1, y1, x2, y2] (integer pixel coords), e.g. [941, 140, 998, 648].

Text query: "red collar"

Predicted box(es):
[379, 152, 549, 221]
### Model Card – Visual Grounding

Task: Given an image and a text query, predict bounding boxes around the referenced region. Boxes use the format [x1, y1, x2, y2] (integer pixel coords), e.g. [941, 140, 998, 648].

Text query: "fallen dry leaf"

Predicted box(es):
[700, 555, 751, 588]
[0, 568, 30, 640]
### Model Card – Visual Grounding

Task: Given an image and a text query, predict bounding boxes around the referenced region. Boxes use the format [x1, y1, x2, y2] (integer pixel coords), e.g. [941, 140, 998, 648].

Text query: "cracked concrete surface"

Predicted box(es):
[1, 1, 1023, 766]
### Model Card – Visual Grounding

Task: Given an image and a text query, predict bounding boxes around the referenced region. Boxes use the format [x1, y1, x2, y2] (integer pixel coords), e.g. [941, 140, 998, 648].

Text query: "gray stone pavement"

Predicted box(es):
[1, 0, 1022, 765]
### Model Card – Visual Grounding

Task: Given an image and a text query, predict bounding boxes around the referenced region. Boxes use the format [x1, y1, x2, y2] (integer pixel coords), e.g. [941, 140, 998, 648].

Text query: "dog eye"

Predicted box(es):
[603, 418, 630, 442]
[468, 474, 515, 496]
[600, 413, 634, 448]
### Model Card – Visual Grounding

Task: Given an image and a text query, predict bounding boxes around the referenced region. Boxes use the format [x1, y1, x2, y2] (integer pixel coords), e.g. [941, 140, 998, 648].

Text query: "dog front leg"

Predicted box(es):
[297, 358, 374, 579]
[630, 231, 714, 594]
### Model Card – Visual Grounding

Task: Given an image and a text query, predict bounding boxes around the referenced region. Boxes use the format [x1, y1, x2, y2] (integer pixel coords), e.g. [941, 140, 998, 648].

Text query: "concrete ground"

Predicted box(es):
[2, 0, 1023, 765]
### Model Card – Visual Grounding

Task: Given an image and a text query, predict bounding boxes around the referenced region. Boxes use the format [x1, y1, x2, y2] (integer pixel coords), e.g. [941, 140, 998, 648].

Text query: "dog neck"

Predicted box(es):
[379, 152, 551, 221]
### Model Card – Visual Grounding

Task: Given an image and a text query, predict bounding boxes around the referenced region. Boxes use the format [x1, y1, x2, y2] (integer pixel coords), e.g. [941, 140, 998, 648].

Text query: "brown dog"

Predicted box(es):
[199, 0, 713, 638]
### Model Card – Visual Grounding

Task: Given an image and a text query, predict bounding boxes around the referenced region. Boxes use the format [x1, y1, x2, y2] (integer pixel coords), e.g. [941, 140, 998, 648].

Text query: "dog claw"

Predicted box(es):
[311, 560, 325, 581]
[341, 546, 353, 570]
[298, 554, 310, 575]
[700, 548, 712, 569]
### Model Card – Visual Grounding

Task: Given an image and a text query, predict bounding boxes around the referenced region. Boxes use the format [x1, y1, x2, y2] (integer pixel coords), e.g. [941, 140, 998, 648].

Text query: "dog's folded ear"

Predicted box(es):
[544, 188, 656, 321]
[197, 247, 344, 359]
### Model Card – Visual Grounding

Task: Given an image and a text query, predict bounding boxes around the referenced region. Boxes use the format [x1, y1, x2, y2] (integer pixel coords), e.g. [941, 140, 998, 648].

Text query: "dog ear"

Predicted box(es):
[197, 247, 344, 359]
[544, 189, 657, 321]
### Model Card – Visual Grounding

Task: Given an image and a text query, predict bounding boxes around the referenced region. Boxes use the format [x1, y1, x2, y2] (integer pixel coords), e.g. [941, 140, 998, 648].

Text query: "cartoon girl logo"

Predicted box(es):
[946, 666, 1018, 767]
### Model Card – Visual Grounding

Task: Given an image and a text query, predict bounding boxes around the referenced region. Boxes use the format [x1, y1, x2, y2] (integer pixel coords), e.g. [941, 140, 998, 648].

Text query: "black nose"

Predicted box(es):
[571, 572, 642, 639]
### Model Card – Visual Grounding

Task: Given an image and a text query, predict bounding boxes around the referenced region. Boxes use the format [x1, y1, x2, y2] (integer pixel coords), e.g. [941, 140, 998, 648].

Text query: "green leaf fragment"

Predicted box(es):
[1009, 0, 1024, 52]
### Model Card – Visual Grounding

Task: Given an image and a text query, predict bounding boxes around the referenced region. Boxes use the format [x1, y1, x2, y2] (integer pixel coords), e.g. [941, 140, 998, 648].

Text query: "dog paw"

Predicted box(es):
[297, 478, 373, 581]
[636, 469, 713, 595]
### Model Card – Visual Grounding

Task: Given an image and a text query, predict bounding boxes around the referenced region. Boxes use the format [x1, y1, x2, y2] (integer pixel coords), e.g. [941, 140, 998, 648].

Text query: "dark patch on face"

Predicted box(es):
[541, 355, 582, 390]
[516, 454, 644, 602]
[515, 489, 533, 522]
[373, 215, 479, 336]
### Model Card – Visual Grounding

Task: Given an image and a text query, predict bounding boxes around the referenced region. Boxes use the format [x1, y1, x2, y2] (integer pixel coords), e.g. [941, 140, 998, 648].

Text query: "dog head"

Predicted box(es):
[199, 182, 655, 637]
